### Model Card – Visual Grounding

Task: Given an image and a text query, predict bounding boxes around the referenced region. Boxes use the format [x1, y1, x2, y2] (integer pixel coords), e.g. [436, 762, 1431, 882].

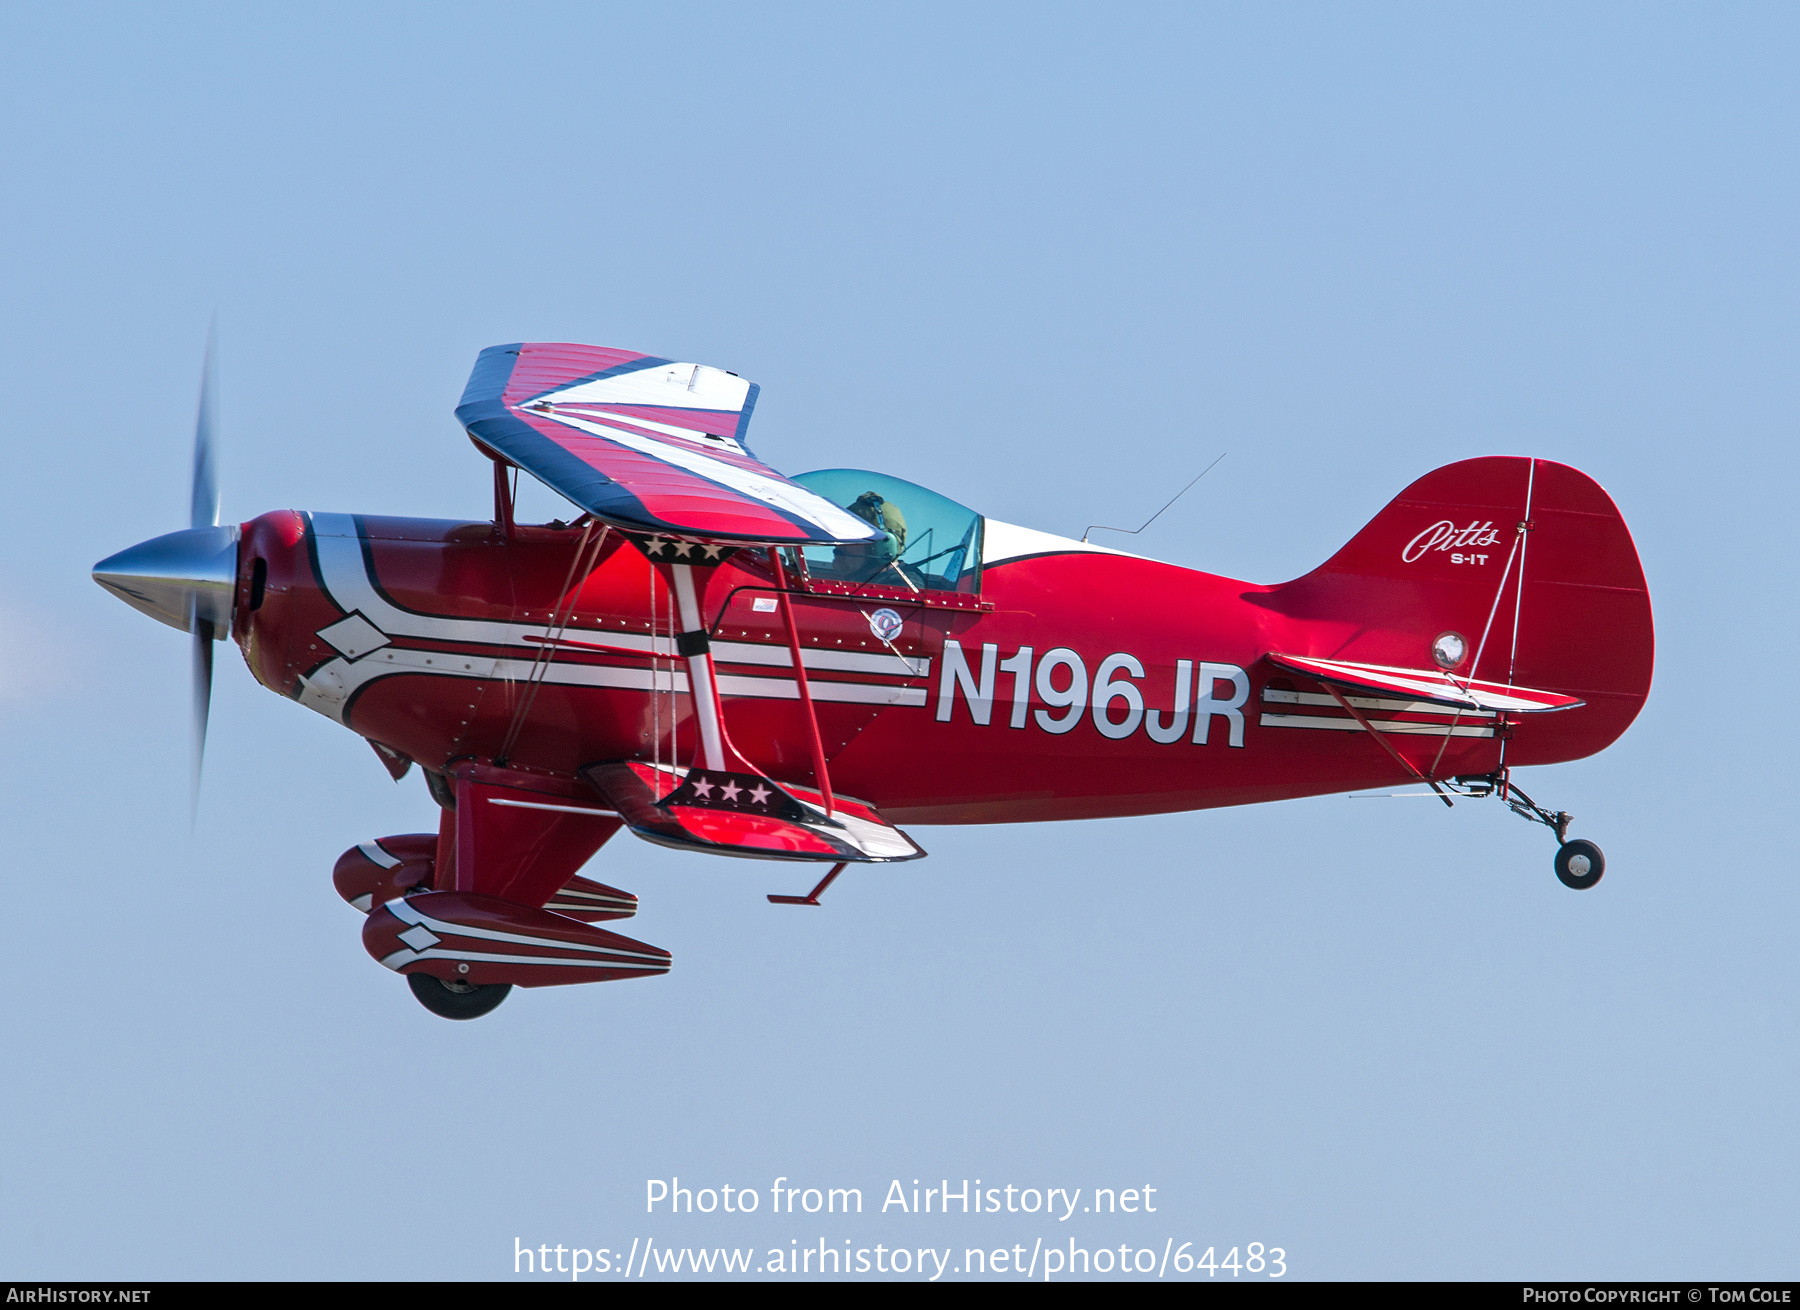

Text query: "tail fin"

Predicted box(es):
[1270, 456, 1653, 765]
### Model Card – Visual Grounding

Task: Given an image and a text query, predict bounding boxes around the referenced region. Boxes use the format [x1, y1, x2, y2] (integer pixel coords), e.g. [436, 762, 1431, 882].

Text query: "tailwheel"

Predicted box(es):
[1449, 768, 1606, 889]
[408, 972, 512, 1020]
[1554, 839, 1605, 891]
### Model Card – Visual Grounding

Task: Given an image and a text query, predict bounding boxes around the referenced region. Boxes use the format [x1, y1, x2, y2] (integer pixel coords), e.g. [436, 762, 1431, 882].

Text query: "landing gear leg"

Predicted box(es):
[408, 972, 512, 1020]
[1451, 768, 1605, 891]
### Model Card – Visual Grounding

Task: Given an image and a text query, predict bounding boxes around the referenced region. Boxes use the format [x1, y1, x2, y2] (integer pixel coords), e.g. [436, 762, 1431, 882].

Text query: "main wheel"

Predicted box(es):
[1554, 839, 1605, 891]
[408, 971, 512, 1020]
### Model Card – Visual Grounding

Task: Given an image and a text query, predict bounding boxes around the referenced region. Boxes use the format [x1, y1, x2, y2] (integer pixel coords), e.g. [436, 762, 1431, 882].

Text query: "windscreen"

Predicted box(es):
[788, 469, 984, 592]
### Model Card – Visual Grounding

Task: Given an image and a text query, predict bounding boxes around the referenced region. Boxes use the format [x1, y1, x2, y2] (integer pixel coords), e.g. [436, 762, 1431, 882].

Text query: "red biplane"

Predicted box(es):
[94, 343, 1653, 1019]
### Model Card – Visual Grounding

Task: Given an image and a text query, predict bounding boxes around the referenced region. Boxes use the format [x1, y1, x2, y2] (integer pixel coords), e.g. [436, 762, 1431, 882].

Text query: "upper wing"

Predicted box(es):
[1267, 654, 1584, 714]
[455, 343, 884, 546]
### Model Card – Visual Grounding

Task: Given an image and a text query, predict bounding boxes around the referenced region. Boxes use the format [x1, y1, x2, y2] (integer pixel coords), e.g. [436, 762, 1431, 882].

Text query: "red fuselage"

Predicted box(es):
[232, 490, 1647, 826]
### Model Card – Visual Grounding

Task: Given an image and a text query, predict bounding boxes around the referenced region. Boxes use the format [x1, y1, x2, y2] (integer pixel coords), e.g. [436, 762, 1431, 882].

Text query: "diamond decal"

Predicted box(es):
[317, 612, 392, 660]
[397, 925, 441, 952]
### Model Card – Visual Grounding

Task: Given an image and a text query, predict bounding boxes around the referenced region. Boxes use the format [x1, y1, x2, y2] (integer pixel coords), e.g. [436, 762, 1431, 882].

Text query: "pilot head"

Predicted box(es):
[849, 491, 906, 555]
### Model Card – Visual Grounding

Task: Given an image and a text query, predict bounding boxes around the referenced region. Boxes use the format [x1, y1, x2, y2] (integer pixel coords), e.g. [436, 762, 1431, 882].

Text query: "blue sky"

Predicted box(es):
[0, 2, 1794, 1280]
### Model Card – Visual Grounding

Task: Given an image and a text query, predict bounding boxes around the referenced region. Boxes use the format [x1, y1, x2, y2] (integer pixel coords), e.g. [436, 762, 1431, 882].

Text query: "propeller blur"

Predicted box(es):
[93, 338, 230, 822]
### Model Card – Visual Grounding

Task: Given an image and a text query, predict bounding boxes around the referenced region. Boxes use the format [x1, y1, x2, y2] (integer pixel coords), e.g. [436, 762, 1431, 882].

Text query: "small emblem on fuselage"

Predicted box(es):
[868, 608, 904, 642]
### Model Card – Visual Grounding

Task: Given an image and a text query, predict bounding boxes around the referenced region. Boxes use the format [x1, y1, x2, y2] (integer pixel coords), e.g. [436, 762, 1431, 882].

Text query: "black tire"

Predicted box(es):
[1554, 839, 1605, 891]
[408, 971, 512, 1020]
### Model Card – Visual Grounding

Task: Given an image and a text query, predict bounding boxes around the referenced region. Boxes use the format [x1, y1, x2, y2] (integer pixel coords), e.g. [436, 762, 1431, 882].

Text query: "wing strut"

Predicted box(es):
[492, 456, 515, 539]
[768, 548, 834, 815]
[662, 548, 835, 810]
[587, 538, 925, 865]
[668, 562, 729, 771]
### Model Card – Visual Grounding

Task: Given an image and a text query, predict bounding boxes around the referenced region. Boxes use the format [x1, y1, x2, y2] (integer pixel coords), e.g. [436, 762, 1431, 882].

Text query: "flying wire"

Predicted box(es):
[496, 522, 609, 764]
[1506, 459, 1536, 687]
[1426, 497, 1530, 780]
[649, 558, 679, 795]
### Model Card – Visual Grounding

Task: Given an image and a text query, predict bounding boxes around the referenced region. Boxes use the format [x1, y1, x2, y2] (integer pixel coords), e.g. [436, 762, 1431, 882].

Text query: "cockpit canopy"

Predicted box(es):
[788, 470, 983, 592]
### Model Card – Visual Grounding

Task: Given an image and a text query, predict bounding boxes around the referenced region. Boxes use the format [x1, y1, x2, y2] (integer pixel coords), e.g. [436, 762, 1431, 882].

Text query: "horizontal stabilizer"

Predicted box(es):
[583, 761, 926, 864]
[543, 874, 638, 922]
[456, 343, 885, 546]
[1267, 654, 1584, 715]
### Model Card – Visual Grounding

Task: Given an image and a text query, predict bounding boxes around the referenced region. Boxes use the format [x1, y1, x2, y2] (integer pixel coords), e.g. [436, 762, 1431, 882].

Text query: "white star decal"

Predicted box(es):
[673, 540, 693, 557]
[645, 537, 667, 555]
[720, 780, 742, 802]
[748, 783, 771, 806]
[701, 544, 722, 559]
[691, 778, 714, 798]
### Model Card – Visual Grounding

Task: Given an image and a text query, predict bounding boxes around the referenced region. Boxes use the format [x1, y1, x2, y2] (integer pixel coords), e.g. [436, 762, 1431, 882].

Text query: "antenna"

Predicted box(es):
[1082, 452, 1227, 544]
